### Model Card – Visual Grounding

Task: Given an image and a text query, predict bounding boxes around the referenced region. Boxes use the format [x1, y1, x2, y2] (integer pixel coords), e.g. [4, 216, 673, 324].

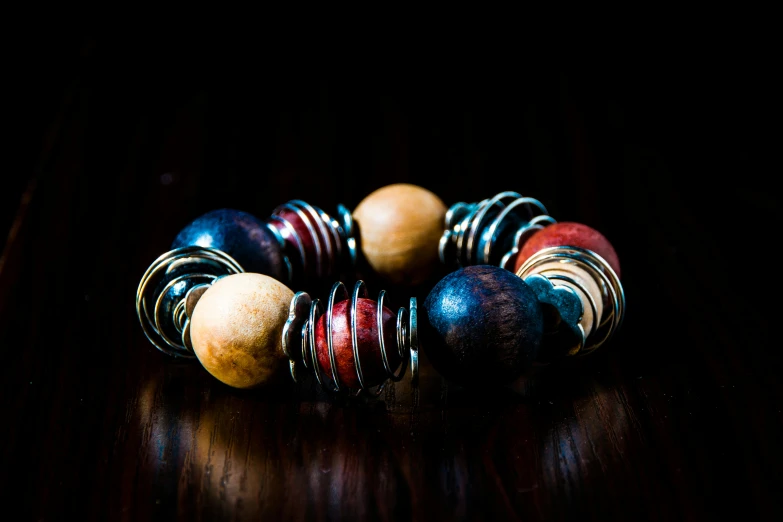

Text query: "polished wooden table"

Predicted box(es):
[2, 37, 778, 521]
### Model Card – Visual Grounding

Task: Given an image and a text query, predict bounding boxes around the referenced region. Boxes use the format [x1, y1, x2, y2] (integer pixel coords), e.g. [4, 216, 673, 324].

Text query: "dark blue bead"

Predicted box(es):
[153, 274, 197, 345]
[151, 256, 235, 344]
[171, 209, 287, 282]
[421, 265, 543, 387]
[476, 208, 524, 266]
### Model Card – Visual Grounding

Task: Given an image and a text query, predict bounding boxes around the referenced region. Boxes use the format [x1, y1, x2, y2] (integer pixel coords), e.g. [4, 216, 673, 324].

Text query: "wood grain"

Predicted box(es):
[1, 35, 779, 521]
[314, 297, 401, 390]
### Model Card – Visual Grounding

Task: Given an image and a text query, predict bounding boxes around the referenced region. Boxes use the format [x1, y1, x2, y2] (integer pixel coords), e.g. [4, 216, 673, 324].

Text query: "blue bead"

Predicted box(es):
[171, 209, 287, 282]
[476, 207, 524, 265]
[421, 265, 543, 387]
[151, 256, 234, 344]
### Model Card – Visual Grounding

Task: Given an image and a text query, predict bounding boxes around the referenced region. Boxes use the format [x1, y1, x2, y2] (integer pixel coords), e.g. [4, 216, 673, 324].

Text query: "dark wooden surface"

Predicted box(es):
[2, 35, 779, 521]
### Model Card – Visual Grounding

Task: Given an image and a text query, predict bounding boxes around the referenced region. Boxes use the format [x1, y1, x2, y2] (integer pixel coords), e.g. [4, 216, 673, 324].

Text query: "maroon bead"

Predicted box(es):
[269, 205, 342, 280]
[314, 298, 401, 389]
[514, 222, 621, 277]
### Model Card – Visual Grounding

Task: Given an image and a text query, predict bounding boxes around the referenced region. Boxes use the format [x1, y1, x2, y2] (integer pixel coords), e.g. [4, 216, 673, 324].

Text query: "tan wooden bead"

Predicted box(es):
[352, 183, 447, 285]
[190, 273, 293, 389]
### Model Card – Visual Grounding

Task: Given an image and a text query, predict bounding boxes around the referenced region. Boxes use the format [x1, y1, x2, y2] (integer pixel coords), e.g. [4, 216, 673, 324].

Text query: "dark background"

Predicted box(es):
[2, 32, 779, 520]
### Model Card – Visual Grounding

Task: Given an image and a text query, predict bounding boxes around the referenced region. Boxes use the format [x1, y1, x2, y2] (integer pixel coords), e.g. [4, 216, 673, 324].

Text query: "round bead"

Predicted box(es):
[514, 222, 621, 277]
[352, 183, 447, 286]
[190, 273, 293, 389]
[152, 266, 217, 347]
[421, 265, 543, 387]
[172, 209, 288, 281]
[269, 205, 341, 281]
[314, 298, 400, 389]
[524, 261, 604, 340]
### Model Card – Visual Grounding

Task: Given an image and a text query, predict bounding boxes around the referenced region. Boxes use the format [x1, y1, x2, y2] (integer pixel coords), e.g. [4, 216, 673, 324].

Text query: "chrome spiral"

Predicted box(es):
[439, 191, 555, 269]
[136, 246, 244, 358]
[282, 280, 418, 395]
[268, 200, 357, 284]
[516, 246, 625, 356]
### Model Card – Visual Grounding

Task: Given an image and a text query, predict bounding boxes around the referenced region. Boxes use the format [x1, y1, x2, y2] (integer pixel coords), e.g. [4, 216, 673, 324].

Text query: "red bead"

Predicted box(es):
[314, 298, 401, 389]
[514, 222, 621, 277]
[269, 206, 341, 279]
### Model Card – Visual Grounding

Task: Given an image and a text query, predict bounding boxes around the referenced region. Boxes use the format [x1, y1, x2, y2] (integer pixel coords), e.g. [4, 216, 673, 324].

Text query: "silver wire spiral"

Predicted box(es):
[516, 246, 625, 356]
[268, 200, 357, 283]
[439, 191, 556, 269]
[282, 280, 418, 396]
[136, 246, 244, 358]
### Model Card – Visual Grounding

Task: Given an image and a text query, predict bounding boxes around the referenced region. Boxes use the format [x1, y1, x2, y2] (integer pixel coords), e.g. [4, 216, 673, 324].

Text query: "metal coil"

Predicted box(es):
[282, 280, 418, 396]
[268, 200, 357, 283]
[136, 246, 244, 358]
[516, 246, 625, 356]
[439, 191, 555, 269]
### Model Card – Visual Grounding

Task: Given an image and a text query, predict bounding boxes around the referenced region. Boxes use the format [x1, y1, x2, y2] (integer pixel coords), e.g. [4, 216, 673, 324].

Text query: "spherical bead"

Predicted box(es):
[151, 259, 227, 347]
[514, 222, 621, 277]
[421, 265, 543, 387]
[314, 298, 400, 389]
[267, 204, 345, 282]
[352, 183, 446, 286]
[523, 262, 604, 340]
[190, 273, 293, 389]
[270, 207, 321, 277]
[172, 209, 288, 281]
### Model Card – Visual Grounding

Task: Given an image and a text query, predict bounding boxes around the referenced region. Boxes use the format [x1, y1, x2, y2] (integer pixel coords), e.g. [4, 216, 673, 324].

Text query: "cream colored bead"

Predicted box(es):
[190, 273, 293, 389]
